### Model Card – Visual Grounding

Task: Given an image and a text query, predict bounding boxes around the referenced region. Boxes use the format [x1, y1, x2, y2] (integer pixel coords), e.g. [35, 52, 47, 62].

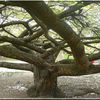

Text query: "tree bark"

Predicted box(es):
[0, 1, 99, 98]
[0, 62, 33, 71]
[27, 66, 65, 98]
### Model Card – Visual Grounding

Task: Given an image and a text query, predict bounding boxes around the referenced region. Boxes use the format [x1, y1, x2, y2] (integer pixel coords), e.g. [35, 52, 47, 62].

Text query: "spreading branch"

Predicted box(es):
[0, 36, 45, 53]
[0, 62, 33, 71]
[55, 63, 100, 76]
[0, 45, 44, 66]
[22, 1, 90, 71]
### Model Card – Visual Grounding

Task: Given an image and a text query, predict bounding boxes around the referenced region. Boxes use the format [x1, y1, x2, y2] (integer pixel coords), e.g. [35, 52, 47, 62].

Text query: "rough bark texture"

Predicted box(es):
[0, 1, 99, 98]
[0, 62, 33, 71]
[27, 67, 65, 98]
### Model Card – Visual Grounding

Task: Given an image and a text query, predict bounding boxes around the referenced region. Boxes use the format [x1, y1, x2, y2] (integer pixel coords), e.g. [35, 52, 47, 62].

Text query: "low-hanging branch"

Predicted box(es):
[0, 45, 100, 77]
[0, 45, 54, 71]
[0, 62, 33, 71]
[0, 61, 100, 77]
[55, 63, 100, 76]
[0, 45, 44, 66]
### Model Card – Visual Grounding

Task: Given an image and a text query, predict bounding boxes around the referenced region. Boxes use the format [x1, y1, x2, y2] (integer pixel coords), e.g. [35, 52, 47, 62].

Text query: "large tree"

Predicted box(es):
[0, 1, 100, 98]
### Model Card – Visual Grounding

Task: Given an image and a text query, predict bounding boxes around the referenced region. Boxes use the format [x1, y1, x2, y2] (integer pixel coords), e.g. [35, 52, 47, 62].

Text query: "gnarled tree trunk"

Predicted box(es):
[0, 1, 100, 98]
[27, 65, 65, 98]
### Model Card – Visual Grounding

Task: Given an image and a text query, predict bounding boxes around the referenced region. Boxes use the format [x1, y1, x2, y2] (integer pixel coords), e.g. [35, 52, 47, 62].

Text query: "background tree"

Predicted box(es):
[0, 1, 99, 98]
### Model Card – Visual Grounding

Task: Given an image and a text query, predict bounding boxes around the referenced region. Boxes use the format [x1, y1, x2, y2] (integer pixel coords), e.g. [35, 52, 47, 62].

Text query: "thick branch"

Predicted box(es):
[55, 63, 100, 76]
[0, 36, 45, 53]
[56, 64, 81, 76]
[0, 62, 33, 71]
[21, 1, 90, 70]
[0, 45, 53, 71]
[0, 45, 44, 66]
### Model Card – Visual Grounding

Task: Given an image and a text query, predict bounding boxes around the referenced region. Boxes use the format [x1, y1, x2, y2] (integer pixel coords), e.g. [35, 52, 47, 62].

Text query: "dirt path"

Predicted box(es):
[0, 71, 100, 98]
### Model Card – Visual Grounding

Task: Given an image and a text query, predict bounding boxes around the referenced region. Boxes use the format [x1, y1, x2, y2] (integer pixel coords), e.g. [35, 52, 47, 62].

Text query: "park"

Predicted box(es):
[0, 1, 99, 99]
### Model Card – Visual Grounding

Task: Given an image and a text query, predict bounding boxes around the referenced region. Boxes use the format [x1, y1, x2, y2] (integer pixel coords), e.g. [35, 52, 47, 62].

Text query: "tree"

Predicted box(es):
[0, 1, 100, 98]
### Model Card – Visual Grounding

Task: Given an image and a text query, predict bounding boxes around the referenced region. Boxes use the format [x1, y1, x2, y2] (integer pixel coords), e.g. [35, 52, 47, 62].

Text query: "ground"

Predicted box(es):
[0, 70, 100, 99]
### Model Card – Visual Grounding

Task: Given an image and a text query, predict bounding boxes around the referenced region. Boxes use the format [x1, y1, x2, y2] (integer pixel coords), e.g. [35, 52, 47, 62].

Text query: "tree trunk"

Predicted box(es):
[27, 66, 65, 98]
